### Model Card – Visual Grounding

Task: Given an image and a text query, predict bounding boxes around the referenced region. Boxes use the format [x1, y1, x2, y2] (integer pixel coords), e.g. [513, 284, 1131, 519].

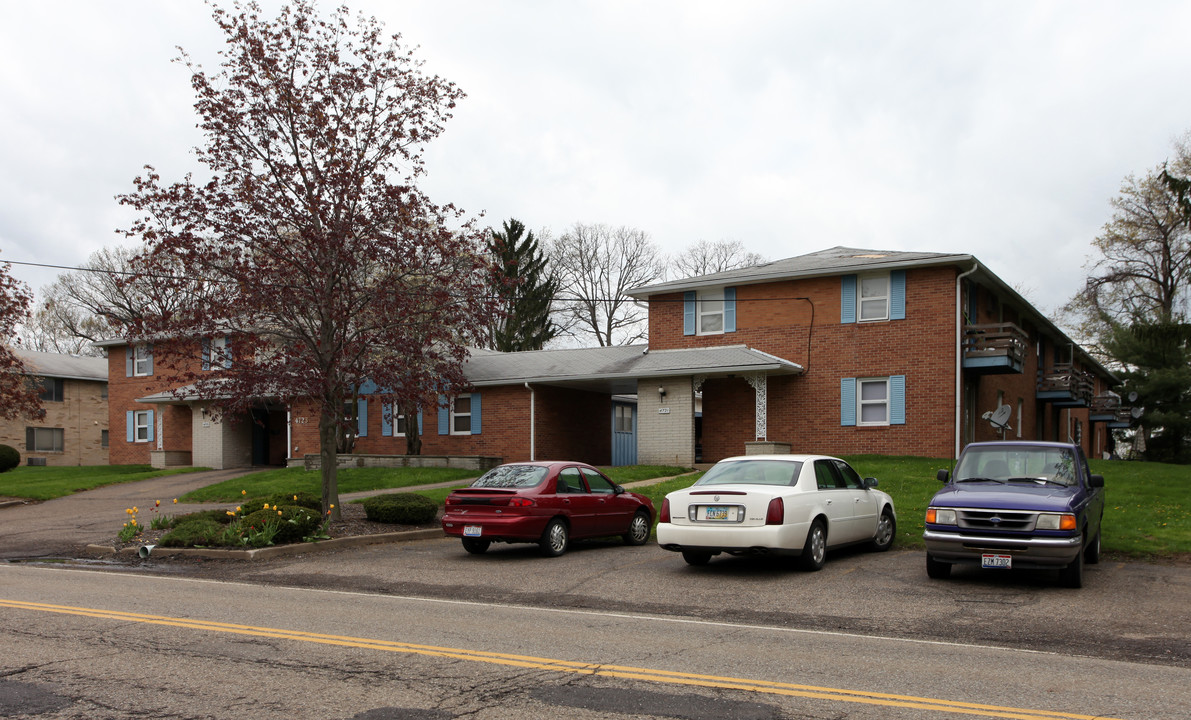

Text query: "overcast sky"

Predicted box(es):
[3, 0, 1190, 322]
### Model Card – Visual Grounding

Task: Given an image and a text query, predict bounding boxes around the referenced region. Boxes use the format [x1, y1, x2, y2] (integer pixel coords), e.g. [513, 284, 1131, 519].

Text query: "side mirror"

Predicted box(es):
[937, 469, 951, 483]
[1088, 474, 1104, 488]
[863, 477, 879, 489]
[613, 484, 625, 495]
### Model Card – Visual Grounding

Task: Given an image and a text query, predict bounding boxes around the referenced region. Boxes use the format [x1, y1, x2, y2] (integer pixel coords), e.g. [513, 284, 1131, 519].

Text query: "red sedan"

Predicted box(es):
[442, 461, 655, 557]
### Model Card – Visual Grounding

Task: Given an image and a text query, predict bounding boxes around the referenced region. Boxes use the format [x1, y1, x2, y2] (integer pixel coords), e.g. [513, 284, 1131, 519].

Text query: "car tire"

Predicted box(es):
[926, 554, 951, 579]
[539, 518, 569, 557]
[1084, 528, 1101, 565]
[681, 550, 712, 566]
[623, 510, 651, 546]
[1060, 539, 1085, 588]
[461, 538, 490, 555]
[868, 508, 896, 552]
[799, 520, 827, 571]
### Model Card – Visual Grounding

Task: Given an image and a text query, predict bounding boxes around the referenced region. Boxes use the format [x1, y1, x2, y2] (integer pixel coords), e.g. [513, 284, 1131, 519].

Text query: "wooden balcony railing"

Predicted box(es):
[963, 323, 1028, 373]
[1037, 364, 1095, 405]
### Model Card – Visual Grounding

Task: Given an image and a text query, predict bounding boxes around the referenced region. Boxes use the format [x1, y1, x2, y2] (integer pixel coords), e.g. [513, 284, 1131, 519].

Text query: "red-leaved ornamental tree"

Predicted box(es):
[118, 1, 494, 519]
[0, 254, 45, 422]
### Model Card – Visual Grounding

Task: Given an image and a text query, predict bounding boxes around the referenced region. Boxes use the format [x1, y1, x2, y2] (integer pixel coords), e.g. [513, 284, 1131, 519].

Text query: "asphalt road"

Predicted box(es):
[2, 562, 1187, 720]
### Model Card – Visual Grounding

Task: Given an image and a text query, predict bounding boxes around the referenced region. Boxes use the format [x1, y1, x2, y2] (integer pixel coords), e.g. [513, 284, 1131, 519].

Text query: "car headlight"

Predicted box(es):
[926, 508, 957, 525]
[1036, 513, 1077, 531]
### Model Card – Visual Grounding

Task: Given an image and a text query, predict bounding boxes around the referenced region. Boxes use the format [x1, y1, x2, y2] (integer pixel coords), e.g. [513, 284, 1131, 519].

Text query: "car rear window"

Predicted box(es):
[695, 460, 802, 487]
[471, 465, 549, 489]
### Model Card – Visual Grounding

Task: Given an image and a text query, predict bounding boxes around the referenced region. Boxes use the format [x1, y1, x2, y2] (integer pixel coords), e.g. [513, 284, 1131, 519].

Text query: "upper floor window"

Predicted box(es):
[202, 336, 232, 371]
[132, 345, 153, 376]
[37, 377, 64, 402]
[859, 275, 889, 322]
[841, 272, 905, 323]
[683, 288, 736, 336]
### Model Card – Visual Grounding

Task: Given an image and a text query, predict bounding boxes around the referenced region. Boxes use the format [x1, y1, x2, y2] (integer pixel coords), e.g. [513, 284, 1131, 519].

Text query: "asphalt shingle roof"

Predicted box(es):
[15, 349, 107, 382]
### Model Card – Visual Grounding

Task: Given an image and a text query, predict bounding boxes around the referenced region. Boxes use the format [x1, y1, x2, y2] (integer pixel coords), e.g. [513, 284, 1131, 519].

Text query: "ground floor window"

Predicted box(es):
[841, 375, 906, 426]
[451, 395, 472, 434]
[26, 427, 64, 452]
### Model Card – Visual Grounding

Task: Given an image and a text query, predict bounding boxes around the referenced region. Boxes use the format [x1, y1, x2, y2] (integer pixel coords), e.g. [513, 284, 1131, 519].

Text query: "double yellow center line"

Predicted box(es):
[0, 599, 1124, 720]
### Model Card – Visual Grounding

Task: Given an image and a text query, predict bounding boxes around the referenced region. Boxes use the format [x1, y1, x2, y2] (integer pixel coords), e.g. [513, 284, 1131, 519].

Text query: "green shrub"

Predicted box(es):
[362, 493, 439, 525]
[0, 445, 20, 473]
[239, 505, 323, 544]
[159, 519, 224, 547]
[258, 491, 321, 511]
[174, 509, 235, 526]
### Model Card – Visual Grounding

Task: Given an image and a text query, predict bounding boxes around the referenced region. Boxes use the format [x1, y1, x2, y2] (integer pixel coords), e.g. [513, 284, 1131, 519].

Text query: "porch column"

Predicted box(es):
[746, 373, 767, 441]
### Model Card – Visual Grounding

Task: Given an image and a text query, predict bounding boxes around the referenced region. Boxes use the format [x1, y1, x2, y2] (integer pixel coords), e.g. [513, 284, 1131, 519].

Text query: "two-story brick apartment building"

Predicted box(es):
[99, 247, 1124, 470]
[0, 350, 109, 466]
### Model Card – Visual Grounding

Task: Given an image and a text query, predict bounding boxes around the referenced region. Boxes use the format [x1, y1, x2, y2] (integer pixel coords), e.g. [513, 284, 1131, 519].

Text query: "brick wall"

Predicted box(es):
[107, 341, 202, 466]
[0, 377, 109, 466]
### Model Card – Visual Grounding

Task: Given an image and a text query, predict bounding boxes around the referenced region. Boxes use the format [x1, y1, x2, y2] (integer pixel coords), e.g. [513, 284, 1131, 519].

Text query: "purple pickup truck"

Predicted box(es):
[924, 441, 1105, 588]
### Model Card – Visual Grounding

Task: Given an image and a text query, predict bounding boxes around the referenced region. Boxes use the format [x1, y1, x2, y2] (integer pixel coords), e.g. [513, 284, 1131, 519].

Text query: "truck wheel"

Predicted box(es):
[926, 554, 951, 579]
[1059, 542, 1084, 588]
[1084, 528, 1101, 565]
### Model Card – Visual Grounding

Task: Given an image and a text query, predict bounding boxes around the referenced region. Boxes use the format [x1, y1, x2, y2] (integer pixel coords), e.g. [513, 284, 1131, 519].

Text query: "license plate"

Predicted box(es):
[704, 506, 730, 521]
[982, 553, 1012, 569]
[463, 525, 483, 537]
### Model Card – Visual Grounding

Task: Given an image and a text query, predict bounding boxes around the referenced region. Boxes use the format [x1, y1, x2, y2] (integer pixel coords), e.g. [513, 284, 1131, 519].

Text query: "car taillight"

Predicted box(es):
[659, 498, 671, 523]
[507, 497, 535, 507]
[765, 497, 784, 525]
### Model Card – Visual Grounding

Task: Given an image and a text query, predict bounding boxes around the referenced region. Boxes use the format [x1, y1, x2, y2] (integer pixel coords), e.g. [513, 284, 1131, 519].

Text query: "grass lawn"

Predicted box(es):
[610, 455, 1191, 560]
[180, 466, 482, 502]
[0, 465, 209, 501]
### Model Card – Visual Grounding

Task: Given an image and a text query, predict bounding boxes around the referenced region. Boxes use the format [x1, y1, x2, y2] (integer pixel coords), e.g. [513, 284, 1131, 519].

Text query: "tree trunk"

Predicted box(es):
[404, 403, 422, 455]
[319, 409, 341, 521]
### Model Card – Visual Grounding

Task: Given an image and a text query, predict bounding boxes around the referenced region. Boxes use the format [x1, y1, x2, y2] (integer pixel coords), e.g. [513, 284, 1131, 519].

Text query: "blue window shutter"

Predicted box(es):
[417, 409, 423, 433]
[224, 336, 233, 368]
[126, 411, 134, 442]
[357, 399, 368, 437]
[471, 393, 482, 435]
[146, 410, 155, 442]
[201, 338, 211, 371]
[381, 403, 392, 437]
[724, 287, 736, 332]
[438, 395, 449, 435]
[125, 346, 133, 377]
[890, 271, 906, 320]
[841, 276, 857, 324]
[683, 291, 696, 335]
[890, 375, 906, 425]
[841, 378, 857, 426]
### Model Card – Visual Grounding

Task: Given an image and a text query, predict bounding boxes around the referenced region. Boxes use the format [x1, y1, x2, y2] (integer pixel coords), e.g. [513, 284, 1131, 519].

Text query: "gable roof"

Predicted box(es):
[628, 246, 972, 298]
[15, 349, 107, 382]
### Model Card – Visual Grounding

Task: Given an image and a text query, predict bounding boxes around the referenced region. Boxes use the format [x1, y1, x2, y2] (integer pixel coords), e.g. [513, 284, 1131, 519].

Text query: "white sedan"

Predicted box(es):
[657, 454, 897, 569]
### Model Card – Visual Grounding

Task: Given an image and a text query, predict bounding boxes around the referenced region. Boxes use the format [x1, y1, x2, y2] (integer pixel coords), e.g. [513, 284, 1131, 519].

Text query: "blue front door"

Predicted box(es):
[611, 402, 637, 466]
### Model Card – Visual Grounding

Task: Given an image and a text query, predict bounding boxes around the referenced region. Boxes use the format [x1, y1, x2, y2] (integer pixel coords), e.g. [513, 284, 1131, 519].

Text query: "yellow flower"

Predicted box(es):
[226, 510, 235, 516]
[242, 490, 247, 496]
[293, 495, 298, 501]
[263, 503, 270, 509]
[330, 504, 335, 509]
[155, 500, 160, 507]
[133, 507, 139, 513]
[277, 511, 282, 516]
[173, 498, 178, 504]
[236, 506, 241, 512]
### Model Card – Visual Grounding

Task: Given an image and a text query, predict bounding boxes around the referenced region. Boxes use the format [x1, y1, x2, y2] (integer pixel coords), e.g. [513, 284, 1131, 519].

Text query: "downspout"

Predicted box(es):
[286, 407, 292, 467]
[524, 382, 535, 461]
[955, 263, 979, 458]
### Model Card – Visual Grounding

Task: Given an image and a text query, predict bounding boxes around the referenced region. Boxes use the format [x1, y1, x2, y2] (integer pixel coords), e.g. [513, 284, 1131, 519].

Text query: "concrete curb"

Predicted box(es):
[85, 528, 445, 561]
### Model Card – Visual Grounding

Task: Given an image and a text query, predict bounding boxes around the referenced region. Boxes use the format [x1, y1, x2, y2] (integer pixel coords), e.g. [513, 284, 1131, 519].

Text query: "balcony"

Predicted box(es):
[1089, 393, 1135, 428]
[1037, 364, 1094, 407]
[963, 323, 1028, 374]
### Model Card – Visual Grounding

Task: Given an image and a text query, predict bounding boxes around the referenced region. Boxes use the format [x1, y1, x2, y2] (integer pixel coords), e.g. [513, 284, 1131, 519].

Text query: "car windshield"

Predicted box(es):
[695, 460, 802, 487]
[470, 465, 549, 489]
[953, 446, 1078, 487]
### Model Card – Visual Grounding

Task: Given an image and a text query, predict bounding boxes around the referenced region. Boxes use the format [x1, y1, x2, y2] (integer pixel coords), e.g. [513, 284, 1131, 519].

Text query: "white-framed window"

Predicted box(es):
[451, 394, 472, 435]
[134, 410, 152, 442]
[697, 290, 725, 335]
[26, 427, 64, 452]
[395, 406, 409, 435]
[857, 378, 889, 425]
[133, 345, 153, 376]
[858, 275, 889, 322]
[614, 405, 633, 433]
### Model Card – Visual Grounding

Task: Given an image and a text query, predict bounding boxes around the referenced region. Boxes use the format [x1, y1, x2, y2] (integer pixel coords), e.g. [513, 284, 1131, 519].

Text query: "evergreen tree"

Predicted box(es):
[486, 219, 559, 352]
[1103, 318, 1191, 463]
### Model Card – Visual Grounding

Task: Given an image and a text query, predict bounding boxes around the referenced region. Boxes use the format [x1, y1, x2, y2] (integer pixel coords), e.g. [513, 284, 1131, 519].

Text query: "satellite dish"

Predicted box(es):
[1128, 391, 1139, 403]
[1131, 406, 1144, 419]
[982, 404, 1013, 432]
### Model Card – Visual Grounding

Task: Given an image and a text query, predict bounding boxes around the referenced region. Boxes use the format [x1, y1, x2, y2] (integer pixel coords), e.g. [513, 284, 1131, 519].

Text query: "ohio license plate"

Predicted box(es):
[704, 506, 730, 521]
[463, 525, 483, 537]
[982, 553, 1012, 569]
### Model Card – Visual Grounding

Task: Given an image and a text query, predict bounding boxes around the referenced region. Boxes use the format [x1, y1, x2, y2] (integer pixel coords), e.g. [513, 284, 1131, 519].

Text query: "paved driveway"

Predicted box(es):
[0, 469, 255, 559]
